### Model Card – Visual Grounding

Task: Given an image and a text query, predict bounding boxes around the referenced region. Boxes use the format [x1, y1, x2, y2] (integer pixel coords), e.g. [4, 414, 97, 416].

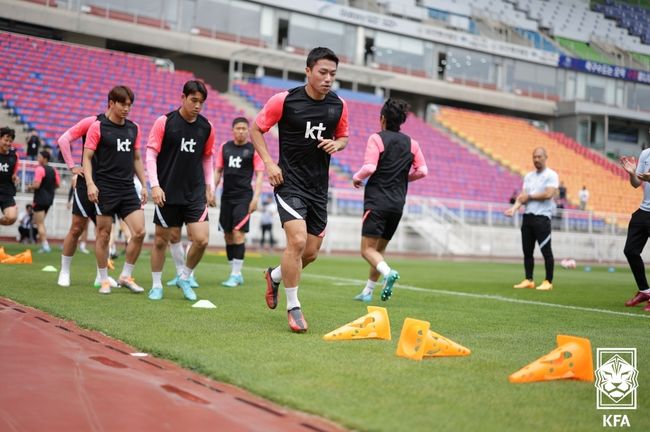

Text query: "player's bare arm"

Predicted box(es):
[134, 150, 148, 204]
[250, 122, 283, 187]
[249, 170, 264, 213]
[82, 148, 99, 203]
[317, 136, 349, 155]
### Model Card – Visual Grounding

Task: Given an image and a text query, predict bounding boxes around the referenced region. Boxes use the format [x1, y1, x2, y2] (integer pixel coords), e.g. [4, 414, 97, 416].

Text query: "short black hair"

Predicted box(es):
[39, 150, 51, 161]
[183, 80, 208, 100]
[0, 126, 15, 140]
[108, 85, 135, 105]
[306, 47, 339, 69]
[232, 117, 249, 128]
[26, 204, 33, 210]
[381, 98, 410, 132]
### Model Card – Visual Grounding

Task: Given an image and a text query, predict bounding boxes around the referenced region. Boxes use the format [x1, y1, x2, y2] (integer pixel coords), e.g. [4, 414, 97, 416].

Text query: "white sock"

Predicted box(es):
[181, 265, 193, 280]
[109, 244, 116, 255]
[232, 259, 243, 276]
[641, 288, 650, 294]
[42, 240, 50, 250]
[270, 266, 282, 283]
[185, 243, 191, 257]
[61, 255, 72, 274]
[95, 267, 101, 281]
[190, 270, 195, 278]
[362, 279, 377, 296]
[376, 261, 391, 277]
[120, 263, 135, 279]
[98, 267, 108, 282]
[170, 242, 185, 275]
[152, 272, 162, 288]
[285, 287, 300, 310]
[80, 241, 87, 250]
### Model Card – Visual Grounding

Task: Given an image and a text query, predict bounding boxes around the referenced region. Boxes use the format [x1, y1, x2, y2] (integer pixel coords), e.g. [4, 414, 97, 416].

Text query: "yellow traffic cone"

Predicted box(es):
[395, 318, 431, 361]
[323, 306, 391, 341]
[1, 249, 32, 264]
[509, 335, 594, 383]
[423, 330, 471, 357]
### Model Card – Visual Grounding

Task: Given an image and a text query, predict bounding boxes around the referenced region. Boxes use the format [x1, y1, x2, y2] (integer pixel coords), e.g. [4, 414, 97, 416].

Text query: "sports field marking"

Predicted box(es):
[242, 265, 650, 320]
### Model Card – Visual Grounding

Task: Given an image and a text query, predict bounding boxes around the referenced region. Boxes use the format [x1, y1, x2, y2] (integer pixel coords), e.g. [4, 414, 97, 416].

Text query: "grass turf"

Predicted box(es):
[0, 244, 648, 431]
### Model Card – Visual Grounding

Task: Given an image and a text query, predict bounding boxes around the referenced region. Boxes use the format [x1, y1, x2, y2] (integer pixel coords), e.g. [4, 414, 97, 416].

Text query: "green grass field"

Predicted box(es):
[0, 243, 648, 431]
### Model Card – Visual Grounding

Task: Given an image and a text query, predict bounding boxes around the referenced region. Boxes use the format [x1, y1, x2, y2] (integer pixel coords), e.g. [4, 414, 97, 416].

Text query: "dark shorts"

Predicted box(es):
[154, 202, 208, 228]
[219, 200, 251, 233]
[362, 209, 403, 241]
[71, 183, 96, 223]
[32, 202, 51, 214]
[0, 196, 16, 212]
[275, 192, 327, 237]
[96, 188, 141, 220]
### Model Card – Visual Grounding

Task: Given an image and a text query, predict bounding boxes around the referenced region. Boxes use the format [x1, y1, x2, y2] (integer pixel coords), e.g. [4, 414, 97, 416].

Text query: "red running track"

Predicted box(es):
[0, 297, 346, 432]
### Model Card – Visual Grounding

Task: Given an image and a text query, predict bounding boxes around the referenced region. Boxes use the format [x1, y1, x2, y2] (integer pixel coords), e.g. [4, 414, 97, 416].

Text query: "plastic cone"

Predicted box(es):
[1, 249, 32, 264]
[323, 306, 391, 341]
[509, 335, 594, 383]
[395, 318, 431, 361]
[0, 247, 9, 260]
[423, 330, 471, 357]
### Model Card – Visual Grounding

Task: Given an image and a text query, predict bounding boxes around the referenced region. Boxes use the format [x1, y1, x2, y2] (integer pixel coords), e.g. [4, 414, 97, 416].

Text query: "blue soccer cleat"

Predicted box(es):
[176, 278, 197, 301]
[166, 275, 179, 286]
[148, 286, 163, 300]
[353, 292, 373, 302]
[188, 274, 199, 288]
[221, 274, 243, 288]
[380, 270, 400, 301]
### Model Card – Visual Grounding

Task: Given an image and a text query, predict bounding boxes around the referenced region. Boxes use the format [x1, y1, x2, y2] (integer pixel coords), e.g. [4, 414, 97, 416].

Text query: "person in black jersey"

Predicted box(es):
[251, 47, 350, 333]
[0, 127, 18, 228]
[146, 80, 216, 301]
[351, 99, 428, 302]
[215, 117, 264, 287]
[83, 86, 147, 295]
[57, 111, 120, 289]
[30, 150, 60, 253]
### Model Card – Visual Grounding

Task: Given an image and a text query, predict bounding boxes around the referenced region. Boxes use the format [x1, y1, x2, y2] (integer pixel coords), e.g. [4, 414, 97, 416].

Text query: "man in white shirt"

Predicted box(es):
[505, 147, 559, 291]
[620, 151, 650, 312]
[578, 186, 589, 210]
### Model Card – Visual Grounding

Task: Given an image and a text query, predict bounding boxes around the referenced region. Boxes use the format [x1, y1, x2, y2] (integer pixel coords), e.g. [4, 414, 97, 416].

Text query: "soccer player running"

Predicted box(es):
[30, 150, 60, 253]
[250, 47, 349, 333]
[619, 151, 650, 311]
[83, 86, 147, 295]
[146, 80, 215, 301]
[351, 98, 428, 302]
[57, 110, 120, 288]
[214, 117, 264, 287]
[0, 127, 19, 228]
[505, 147, 558, 291]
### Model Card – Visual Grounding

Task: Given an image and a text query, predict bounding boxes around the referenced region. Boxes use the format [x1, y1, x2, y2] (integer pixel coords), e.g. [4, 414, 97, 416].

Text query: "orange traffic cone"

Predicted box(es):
[509, 335, 594, 383]
[423, 330, 471, 358]
[395, 318, 431, 361]
[0, 247, 9, 260]
[1, 249, 32, 264]
[323, 306, 391, 341]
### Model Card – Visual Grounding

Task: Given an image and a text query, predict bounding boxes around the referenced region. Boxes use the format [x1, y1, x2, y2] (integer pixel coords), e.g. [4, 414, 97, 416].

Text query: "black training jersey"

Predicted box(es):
[255, 86, 349, 200]
[84, 117, 140, 192]
[33, 165, 58, 206]
[0, 148, 18, 197]
[147, 111, 215, 205]
[216, 140, 264, 202]
[364, 131, 415, 212]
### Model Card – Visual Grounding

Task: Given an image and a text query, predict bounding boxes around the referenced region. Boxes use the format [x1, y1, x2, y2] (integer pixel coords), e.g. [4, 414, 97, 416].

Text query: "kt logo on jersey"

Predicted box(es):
[595, 348, 638, 410]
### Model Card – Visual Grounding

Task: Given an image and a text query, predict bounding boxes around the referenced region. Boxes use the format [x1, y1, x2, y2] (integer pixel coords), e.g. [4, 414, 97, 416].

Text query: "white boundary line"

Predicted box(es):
[244, 265, 650, 320]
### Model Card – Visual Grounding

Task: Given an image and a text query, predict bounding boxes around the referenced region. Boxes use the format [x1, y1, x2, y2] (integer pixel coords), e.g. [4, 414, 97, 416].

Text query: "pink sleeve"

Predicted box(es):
[145, 147, 160, 188]
[133, 122, 141, 151]
[253, 150, 264, 172]
[83, 121, 101, 151]
[334, 98, 349, 138]
[353, 134, 383, 182]
[34, 166, 45, 183]
[13, 154, 19, 175]
[408, 139, 428, 182]
[54, 168, 61, 187]
[147, 115, 167, 153]
[255, 92, 288, 133]
[215, 143, 225, 169]
[59, 116, 96, 168]
[203, 154, 214, 188]
[204, 122, 216, 157]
